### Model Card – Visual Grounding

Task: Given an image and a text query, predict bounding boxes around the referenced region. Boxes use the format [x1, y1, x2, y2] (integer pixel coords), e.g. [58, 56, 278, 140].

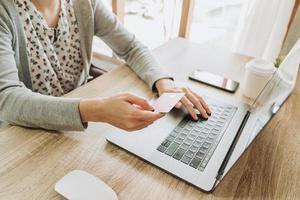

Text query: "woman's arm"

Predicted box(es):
[79, 93, 164, 131]
[91, 0, 211, 120]
[0, 14, 164, 131]
[92, 0, 172, 90]
[0, 18, 85, 131]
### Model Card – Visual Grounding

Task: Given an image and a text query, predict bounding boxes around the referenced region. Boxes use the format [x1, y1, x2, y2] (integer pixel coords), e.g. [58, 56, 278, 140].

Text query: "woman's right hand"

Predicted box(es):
[79, 93, 165, 131]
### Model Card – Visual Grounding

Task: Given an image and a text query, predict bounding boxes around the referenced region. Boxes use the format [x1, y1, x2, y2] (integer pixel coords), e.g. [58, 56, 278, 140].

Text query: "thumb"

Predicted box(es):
[124, 94, 154, 111]
[175, 101, 182, 109]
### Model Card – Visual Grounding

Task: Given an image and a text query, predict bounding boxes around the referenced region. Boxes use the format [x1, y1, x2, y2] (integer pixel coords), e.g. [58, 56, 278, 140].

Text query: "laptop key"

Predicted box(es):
[190, 156, 203, 169]
[185, 138, 193, 145]
[166, 135, 176, 142]
[185, 150, 194, 158]
[203, 127, 211, 132]
[199, 146, 208, 153]
[170, 131, 180, 137]
[161, 139, 172, 148]
[189, 146, 198, 153]
[185, 126, 192, 131]
[181, 155, 192, 164]
[178, 119, 188, 127]
[203, 142, 211, 149]
[179, 133, 188, 138]
[174, 127, 183, 132]
[223, 114, 230, 118]
[157, 145, 167, 153]
[196, 124, 204, 128]
[173, 148, 186, 160]
[181, 143, 190, 150]
[200, 160, 209, 168]
[212, 127, 221, 133]
[196, 136, 205, 142]
[165, 143, 180, 156]
[193, 127, 202, 132]
[174, 137, 184, 144]
[190, 131, 198, 136]
[207, 137, 215, 143]
[188, 134, 197, 140]
[196, 151, 205, 158]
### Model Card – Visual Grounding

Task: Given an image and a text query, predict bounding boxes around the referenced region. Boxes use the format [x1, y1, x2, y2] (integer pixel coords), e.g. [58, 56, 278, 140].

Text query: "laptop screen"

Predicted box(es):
[240, 38, 300, 147]
[251, 37, 300, 111]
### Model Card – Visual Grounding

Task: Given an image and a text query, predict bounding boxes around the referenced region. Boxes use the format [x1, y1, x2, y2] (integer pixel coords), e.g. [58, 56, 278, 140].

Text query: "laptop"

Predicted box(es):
[106, 39, 300, 192]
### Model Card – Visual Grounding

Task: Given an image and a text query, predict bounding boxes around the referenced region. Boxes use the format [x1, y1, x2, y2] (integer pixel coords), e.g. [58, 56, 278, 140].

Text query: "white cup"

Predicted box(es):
[243, 59, 276, 99]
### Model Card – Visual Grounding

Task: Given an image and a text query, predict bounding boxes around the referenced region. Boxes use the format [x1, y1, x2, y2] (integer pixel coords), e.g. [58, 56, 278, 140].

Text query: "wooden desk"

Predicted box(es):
[1, 38, 300, 199]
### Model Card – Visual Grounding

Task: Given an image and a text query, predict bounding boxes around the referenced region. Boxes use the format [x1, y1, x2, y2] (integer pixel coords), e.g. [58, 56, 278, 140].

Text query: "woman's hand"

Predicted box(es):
[155, 79, 211, 120]
[79, 93, 165, 131]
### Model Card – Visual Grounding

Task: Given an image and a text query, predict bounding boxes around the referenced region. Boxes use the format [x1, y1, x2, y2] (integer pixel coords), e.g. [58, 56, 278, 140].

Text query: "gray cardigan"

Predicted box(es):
[0, 0, 170, 131]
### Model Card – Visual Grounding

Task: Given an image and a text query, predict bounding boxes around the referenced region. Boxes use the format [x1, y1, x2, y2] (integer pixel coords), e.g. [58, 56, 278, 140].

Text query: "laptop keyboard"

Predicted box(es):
[157, 100, 237, 171]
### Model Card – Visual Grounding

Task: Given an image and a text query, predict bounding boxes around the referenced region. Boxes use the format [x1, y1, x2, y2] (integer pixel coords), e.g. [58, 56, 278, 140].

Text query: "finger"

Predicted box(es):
[175, 102, 182, 109]
[185, 90, 208, 119]
[124, 93, 154, 111]
[180, 96, 198, 120]
[133, 109, 165, 122]
[141, 112, 165, 122]
[191, 91, 211, 114]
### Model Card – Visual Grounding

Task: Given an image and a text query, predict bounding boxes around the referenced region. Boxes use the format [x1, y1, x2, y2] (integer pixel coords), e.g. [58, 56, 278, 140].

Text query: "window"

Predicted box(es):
[93, 0, 247, 57]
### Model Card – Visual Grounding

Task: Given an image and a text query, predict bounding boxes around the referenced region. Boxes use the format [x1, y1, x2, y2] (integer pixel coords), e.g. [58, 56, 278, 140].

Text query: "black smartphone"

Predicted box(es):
[189, 70, 239, 93]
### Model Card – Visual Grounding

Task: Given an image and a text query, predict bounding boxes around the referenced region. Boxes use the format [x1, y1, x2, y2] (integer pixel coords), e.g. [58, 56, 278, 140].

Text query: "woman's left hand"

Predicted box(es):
[155, 79, 211, 120]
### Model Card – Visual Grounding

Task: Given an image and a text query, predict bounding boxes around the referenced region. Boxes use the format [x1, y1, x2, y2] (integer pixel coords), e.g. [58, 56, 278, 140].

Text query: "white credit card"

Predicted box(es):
[152, 92, 185, 113]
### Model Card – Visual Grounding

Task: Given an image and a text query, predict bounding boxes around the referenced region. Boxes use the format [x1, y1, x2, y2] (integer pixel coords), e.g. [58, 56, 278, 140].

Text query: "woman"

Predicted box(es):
[0, 0, 210, 131]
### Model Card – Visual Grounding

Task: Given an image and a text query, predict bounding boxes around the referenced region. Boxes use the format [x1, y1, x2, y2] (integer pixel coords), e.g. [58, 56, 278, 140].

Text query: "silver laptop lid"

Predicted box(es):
[241, 37, 300, 145]
[220, 39, 300, 184]
[250, 37, 300, 111]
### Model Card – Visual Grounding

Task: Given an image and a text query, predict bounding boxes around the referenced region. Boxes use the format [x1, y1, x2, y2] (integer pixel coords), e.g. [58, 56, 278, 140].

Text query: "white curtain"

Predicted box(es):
[231, 0, 295, 62]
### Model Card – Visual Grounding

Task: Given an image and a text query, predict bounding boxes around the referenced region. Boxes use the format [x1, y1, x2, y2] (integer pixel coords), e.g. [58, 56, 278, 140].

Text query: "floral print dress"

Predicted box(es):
[15, 0, 83, 96]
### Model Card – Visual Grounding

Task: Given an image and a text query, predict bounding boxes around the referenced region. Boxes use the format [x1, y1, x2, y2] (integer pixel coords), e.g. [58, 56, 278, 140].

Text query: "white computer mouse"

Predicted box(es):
[55, 170, 118, 200]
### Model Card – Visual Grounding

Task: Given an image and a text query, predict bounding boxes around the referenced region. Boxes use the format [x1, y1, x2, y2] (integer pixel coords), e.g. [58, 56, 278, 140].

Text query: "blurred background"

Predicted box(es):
[92, 0, 299, 72]
[94, 0, 246, 55]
